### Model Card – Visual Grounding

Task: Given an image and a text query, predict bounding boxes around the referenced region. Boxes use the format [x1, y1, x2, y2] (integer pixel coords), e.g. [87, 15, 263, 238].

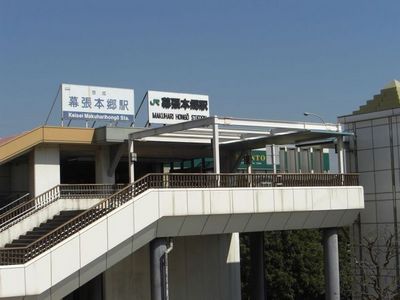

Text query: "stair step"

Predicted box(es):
[3, 210, 86, 248]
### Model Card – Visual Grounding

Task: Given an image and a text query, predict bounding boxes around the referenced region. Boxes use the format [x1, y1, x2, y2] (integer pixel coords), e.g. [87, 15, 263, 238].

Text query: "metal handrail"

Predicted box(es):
[0, 173, 359, 265]
[0, 184, 125, 231]
[0, 193, 30, 216]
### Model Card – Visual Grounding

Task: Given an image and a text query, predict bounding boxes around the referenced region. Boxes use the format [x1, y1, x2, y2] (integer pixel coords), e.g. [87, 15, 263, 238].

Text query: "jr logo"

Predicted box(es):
[149, 99, 160, 106]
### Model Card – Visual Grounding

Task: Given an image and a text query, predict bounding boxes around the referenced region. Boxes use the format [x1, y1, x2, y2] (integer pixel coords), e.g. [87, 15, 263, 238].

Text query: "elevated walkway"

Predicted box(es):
[0, 173, 363, 299]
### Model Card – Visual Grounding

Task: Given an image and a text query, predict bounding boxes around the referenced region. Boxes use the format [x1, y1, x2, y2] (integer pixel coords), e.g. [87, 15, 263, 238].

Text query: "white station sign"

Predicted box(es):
[61, 84, 134, 122]
[147, 90, 209, 125]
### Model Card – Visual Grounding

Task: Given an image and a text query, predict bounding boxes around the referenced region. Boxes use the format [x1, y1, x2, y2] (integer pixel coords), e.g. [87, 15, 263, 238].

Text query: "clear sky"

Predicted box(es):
[1, 0, 400, 136]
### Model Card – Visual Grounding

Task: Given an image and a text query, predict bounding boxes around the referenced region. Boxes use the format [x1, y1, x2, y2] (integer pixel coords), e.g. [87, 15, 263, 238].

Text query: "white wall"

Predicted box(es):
[34, 145, 60, 196]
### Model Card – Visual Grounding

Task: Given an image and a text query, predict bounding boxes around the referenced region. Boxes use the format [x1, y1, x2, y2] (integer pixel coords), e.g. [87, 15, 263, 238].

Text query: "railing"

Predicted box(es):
[134, 173, 359, 189]
[0, 184, 125, 231]
[0, 193, 30, 216]
[0, 173, 358, 265]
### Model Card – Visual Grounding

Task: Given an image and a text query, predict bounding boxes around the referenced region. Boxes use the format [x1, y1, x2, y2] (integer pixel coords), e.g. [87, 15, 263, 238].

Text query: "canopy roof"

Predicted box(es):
[0, 116, 350, 164]
[129, 116, 349, 154]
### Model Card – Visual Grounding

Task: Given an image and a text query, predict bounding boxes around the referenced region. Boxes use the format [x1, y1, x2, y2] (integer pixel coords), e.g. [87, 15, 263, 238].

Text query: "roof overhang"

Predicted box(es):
[0, 116, 351, 165]
[0, 126, 95, 165]
[128, 116, 351, 155]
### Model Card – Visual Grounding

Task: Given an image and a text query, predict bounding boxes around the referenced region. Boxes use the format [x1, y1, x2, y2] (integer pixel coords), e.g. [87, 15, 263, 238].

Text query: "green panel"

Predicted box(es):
[238, 150, 279, 170]
[323, 153, 330, 171]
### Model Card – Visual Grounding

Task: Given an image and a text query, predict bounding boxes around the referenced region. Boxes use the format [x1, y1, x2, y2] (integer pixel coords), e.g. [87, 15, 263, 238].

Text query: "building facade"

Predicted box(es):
[0, 116, 363, 299]
[339, 80, 400, 298]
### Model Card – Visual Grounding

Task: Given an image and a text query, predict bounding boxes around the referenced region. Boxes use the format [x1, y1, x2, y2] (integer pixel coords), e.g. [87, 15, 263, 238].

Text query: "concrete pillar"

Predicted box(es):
[227, 232, 242, 299]
[250, 232, 266, 300]
[150, 238, 167, 300]
[95, 146, 115, 184]
[323, 228, 340, 300]
[34, 145, 60, 196]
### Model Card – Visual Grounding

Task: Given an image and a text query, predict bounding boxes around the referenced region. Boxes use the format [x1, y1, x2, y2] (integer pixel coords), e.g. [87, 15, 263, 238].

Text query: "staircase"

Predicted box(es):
[0, 173, 363, 299]
[0, 173, 359, 265]
[0, 184, 125, 232]
[4, 210, 84, 248]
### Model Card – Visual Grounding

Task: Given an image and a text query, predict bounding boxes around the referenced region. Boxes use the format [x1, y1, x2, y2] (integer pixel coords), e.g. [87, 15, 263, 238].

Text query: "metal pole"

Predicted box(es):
[250, 232, 266, 300]
[212, 118, 220, 174]
[246, 151, 252, 187]
[150, 238, 168, 300]
[310, 147, 314, 174]
[271, 144, 277, 174]
[129, 140, 135, 183]
[337, 137, 345, 174]
[164, 239, 174, 300]
[323, 228, 340, 300]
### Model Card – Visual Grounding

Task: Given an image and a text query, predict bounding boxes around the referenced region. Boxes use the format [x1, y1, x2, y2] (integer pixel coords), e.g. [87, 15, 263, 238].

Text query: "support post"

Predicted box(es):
[246, 151, 252, 187]
[212, 118, 220, 174]
[323, 228, 340, 300]
[309, 147, 314, 174]
[271, 144, 277, 174]
[337, 137, 345, 174]
[128, 139, 135, 184]
[250, 232, 266, 300]
[150, 238, 168, 300]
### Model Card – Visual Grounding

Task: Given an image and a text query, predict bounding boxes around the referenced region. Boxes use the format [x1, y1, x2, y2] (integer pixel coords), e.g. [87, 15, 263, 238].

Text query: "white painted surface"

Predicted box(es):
[34, 145, 60, 197]
[0, 186, 364, 298]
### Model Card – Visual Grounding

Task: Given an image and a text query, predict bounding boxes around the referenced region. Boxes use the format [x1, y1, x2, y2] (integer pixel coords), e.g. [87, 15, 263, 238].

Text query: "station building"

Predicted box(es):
[339, 80, 400, 298]
[0, 112, 364, 298]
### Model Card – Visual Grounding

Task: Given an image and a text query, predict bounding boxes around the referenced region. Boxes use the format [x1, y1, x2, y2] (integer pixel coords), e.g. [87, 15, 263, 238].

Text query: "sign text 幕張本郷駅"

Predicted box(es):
[61, 84, 134, 122]
[147, 91, 209, 125]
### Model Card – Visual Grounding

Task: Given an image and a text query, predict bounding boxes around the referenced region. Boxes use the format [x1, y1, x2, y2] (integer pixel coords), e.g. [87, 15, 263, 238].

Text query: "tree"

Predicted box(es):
[354, 232, 398, 299]
[240, 228, 353, 299]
